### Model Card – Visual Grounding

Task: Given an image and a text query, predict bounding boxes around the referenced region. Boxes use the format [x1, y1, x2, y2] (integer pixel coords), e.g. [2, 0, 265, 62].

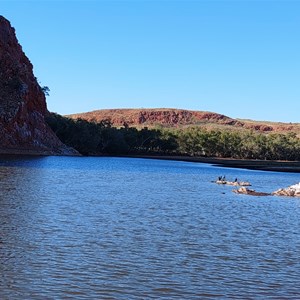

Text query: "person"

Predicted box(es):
[234, 178, 238, 182]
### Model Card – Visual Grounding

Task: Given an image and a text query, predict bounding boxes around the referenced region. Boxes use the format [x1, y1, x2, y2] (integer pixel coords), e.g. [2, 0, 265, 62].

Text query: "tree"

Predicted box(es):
[41, 86, 50, 96]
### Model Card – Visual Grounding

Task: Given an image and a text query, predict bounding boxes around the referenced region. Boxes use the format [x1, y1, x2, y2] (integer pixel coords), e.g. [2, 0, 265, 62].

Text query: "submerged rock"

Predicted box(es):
[233, 187, 271, 196]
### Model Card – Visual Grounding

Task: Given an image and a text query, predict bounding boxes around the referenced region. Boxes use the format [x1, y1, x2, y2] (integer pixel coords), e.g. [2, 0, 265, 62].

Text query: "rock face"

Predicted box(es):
[0, 16, 76, 155]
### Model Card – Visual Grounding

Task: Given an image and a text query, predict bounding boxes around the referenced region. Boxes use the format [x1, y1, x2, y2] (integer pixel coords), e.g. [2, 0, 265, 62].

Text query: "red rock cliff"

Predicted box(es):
[0, 16, 76, 155]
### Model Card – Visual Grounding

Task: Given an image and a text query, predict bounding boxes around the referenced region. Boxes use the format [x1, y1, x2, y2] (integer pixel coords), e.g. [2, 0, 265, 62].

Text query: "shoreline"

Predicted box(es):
[117, 155, 300, 173]
[1, 151, 300, 173]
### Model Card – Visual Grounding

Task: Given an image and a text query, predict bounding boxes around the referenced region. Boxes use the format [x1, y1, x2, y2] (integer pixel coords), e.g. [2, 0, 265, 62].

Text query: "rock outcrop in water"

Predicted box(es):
[215, 180, 251, 186]
[273, 183, 300, 197]
[233, 183, 300, 197]
[0, 16, 76, 155]
[233, 187, 271, 196]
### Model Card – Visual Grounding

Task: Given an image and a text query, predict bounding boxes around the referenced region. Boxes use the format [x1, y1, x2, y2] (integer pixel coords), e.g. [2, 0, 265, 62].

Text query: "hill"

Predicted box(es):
[67, 108, 300, 135]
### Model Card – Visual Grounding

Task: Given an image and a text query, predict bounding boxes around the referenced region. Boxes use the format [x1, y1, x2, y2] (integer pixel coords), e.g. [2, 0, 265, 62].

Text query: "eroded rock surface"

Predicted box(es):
[0, 16, 76, 155]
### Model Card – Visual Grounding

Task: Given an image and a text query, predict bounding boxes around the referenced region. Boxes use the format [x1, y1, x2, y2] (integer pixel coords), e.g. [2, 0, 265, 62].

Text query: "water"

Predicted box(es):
[0, 156, 299, 299]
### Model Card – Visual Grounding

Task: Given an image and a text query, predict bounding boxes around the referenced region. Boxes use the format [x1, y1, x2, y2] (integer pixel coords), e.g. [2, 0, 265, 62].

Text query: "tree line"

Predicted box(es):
[47, 113, 300, 161]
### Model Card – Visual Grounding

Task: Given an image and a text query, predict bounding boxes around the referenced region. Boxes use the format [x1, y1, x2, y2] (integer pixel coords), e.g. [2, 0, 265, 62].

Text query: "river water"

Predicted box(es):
[0, 156, 299, 299]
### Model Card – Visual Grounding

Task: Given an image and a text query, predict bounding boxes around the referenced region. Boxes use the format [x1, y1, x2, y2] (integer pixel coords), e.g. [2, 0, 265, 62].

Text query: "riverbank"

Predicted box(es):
[120, 155, 300, 173]
[1, 151, 300, 173]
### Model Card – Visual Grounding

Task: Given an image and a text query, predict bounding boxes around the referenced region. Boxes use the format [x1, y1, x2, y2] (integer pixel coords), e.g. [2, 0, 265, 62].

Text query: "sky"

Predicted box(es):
[1, 0, 300, 122]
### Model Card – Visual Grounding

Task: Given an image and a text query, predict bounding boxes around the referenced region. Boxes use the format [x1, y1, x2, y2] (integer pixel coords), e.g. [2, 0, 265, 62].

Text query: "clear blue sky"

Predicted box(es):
[1, 0, 300, 122]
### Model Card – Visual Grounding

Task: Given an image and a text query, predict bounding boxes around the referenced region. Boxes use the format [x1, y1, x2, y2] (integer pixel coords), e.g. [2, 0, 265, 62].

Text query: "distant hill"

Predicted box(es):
[67, 108, 300, 135]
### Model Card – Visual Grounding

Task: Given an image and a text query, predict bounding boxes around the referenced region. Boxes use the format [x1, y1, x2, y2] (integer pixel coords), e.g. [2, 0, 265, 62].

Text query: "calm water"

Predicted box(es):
[0, 156, 299, 299]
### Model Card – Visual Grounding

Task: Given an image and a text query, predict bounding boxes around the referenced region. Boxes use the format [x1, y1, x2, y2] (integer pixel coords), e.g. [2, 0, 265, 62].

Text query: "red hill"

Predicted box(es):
[67, 108, 300, 134]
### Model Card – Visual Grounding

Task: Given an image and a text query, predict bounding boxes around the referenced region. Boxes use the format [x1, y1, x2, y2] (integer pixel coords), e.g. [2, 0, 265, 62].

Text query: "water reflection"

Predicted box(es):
[0, 156, 300, 299]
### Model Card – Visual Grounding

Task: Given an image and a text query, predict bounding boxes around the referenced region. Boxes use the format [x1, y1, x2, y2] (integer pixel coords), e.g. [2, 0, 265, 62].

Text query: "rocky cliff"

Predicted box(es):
[0, 16, 76, 155]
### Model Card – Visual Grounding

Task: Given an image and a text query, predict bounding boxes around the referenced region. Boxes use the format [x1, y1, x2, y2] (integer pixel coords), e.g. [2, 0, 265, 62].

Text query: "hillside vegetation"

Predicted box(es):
[47, 112, 300, 161]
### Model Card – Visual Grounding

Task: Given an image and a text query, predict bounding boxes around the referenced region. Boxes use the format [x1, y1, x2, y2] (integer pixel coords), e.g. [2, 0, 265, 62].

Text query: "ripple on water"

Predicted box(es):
[0, 156, 300, 299]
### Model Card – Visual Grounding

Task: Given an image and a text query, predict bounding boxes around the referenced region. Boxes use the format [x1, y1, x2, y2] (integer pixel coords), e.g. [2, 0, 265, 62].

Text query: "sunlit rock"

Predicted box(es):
[272, 182, 300, 197]
[0, 16, 77, 155]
